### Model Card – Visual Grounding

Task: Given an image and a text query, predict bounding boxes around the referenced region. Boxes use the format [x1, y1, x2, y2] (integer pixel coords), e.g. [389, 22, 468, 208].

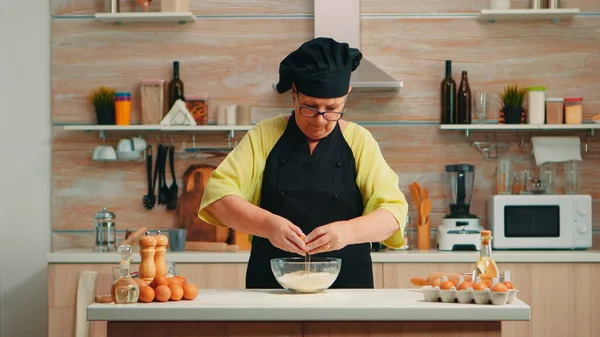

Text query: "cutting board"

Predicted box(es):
[177, 164, 231, 243]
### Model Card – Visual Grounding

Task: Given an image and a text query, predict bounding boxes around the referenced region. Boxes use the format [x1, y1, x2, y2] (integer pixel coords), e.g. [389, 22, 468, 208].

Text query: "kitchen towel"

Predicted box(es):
[75, 270, 98, 337]
[531, 136, 582, 166]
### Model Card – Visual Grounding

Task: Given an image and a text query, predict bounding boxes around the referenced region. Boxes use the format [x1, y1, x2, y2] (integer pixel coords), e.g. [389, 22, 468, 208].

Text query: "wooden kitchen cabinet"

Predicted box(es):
[48, 263, 383, 337]
[48, 262, 599, 337]
[382, 263, 600, 337]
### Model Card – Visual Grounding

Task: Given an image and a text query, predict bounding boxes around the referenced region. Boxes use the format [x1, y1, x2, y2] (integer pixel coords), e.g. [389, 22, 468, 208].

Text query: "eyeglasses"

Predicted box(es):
[296, 92, 347, 121]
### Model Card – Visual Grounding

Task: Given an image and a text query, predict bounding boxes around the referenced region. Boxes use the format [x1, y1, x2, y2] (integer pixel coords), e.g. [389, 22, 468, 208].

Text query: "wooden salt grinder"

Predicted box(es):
[138, 231, 157, 284]
[154, 230, 169, 278]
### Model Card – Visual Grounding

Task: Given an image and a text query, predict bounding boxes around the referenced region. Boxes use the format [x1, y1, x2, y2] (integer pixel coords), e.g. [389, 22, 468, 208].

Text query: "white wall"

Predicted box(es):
[0, 0, 51, 336]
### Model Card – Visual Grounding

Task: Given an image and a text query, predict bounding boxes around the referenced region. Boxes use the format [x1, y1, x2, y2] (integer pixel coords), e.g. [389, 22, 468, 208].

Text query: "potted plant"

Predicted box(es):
[499, 84, 527, 124]
[89, 86, 116, 125]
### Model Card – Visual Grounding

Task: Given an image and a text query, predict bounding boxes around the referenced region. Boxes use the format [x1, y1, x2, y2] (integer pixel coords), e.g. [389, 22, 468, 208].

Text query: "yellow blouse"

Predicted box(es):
[197, 115, 408, 248]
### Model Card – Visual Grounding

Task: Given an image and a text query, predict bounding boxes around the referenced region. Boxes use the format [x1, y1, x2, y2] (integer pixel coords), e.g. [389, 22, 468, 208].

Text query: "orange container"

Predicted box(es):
[114, 92, 132, 125]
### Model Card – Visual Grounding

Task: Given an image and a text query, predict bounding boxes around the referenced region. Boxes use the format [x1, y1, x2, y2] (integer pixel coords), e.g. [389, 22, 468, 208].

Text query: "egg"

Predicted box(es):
[457, 281, 473, 291]
[183, 284, 199, 300]
[502, 281, 514, 290]
[432, 278, 442, 287]
[151, 276, 169, 289]
[138, 286, 155, 303]
[491, 283, 508, 292]
[154, 285, 171, 302]
[169, 284, 184, 301]
[473, 282, 489, 291]
[174, 275, 188, 287]
[440, 280, 455, 290]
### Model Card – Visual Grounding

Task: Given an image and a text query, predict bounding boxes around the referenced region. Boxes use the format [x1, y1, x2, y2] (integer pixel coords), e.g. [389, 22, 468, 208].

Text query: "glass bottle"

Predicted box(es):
[440, 60, 457, 124]
[457, 71, 472, 124]
[111, 245, 140, 304]
[472, 230, 499, 287]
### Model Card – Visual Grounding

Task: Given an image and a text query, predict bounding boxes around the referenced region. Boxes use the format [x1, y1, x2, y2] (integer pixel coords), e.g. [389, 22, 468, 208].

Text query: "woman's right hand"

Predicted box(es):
[263, 213, 307, 255]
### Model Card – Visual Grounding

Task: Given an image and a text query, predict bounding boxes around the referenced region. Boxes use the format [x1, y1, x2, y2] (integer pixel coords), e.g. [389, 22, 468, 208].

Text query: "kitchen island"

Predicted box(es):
[87, 288, 530, 337]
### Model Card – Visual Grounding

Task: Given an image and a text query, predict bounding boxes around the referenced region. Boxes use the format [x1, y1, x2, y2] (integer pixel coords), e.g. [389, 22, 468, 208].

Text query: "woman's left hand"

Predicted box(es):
[304, 221, 353, 254]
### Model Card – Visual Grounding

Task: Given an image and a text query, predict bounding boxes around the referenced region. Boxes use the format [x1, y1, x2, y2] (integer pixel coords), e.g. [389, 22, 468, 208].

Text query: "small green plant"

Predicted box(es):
[499, 84, 527, 108]
[88, 86, 116, 109]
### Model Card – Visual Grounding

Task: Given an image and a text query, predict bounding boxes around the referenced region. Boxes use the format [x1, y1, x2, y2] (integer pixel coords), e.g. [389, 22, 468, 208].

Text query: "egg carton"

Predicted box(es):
[421, 276, 518, 305]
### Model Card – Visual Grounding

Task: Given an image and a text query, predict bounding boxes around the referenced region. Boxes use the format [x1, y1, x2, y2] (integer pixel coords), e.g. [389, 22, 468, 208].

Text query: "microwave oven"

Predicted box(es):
[487, 194, 592, 250]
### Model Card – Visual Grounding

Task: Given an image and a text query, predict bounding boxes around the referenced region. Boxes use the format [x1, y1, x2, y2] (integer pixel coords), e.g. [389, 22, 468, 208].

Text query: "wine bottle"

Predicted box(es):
[167, 61, 185, 115]
[457, 71, 472, 124]
[440, 60, 456, 124]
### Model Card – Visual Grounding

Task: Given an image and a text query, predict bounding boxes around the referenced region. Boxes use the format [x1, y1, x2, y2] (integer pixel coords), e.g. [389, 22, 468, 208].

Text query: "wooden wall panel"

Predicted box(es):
[51, 18, 600, 124]
[50, 7, 600, 250]
[51, 18, 312, 124]
[50, 0, 600, 16]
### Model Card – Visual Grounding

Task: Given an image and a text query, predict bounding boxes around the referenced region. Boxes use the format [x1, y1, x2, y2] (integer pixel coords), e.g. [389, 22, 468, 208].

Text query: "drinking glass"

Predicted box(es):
[564, 161, 579, 194]
[496, 160, 512, 194]
[474, 92, 487, 123]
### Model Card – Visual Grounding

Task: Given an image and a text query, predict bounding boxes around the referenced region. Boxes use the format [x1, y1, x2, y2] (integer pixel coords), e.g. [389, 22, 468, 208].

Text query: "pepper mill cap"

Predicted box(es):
[155, 232, 169, 246]
[139, 234, 157, 247]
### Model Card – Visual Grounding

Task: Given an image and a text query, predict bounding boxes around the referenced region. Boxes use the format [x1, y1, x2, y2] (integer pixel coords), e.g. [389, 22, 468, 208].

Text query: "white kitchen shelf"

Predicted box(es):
[478, 8, 580, 23]
[63, 125, 252, 132]
[440, 123, 600, 137]
[63, 124, 253, 141]
[94, 12, 197, 24]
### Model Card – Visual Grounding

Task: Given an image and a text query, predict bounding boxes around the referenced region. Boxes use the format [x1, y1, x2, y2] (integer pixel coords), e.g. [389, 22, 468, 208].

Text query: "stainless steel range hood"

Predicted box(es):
[313, 0, 402, 91]
[272, 0, 402, 93]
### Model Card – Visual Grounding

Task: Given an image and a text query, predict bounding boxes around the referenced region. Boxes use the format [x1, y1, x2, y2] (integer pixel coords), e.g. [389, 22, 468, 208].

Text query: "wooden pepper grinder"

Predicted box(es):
[138, 231, 157, 284]
[154, 230, 169, 278]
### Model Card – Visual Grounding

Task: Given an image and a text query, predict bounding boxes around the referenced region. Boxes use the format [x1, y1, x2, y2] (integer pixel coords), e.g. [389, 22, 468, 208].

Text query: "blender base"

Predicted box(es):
[437, 217, 484, 251]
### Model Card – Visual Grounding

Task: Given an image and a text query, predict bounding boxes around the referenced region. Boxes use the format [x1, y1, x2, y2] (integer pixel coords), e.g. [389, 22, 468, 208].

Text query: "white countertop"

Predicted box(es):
[48, 248, 600, 264]
[87, 289, 530, 322]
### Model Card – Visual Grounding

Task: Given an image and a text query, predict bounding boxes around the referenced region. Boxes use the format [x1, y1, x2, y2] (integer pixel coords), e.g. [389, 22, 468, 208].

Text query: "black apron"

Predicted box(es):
[246, 113, 374, 289]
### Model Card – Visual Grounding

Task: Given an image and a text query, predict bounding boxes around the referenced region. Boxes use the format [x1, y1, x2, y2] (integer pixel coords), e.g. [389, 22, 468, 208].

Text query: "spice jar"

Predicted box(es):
[94, 207, 117, 252]
[114, 92, 132, 125]
[545, 98, 564, 124]
[527, 86, 546, 124]
[564, 97, 583, 124]
[140, 80, 165, 125]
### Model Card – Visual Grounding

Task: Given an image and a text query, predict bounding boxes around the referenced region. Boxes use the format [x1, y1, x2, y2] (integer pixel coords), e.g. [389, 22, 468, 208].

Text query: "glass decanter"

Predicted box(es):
[111, 245, 140, 304]
[472, 230, 500, 287]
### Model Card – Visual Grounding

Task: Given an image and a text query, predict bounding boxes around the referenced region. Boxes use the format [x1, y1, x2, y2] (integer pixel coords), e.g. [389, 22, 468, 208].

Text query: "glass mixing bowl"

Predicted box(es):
[270, 257, 342, 293]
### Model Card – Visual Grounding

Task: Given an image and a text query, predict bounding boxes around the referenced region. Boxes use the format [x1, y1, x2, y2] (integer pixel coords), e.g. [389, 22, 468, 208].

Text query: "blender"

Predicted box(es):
[437, 164, 484, 251]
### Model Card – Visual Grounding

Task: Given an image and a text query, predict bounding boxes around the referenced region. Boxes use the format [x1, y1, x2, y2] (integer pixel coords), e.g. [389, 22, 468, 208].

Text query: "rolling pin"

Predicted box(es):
[410, 272, 473, 286]
[185, 242, 239, 252]
[121, 226, 149, 246]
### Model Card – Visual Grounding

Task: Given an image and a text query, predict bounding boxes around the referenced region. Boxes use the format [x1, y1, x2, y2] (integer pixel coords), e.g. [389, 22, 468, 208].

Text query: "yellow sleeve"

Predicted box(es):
[344, 124, 409, 249]
[197, 116, 287, 227]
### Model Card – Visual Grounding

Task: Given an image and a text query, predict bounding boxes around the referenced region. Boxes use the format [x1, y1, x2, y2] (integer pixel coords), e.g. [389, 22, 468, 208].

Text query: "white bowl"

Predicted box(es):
[117, 139, 134, 152]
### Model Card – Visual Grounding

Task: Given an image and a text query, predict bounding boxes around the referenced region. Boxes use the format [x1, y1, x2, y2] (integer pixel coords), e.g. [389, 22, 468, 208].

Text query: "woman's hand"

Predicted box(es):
[263, 213, 307, 255]
[304, 221, 353, 255]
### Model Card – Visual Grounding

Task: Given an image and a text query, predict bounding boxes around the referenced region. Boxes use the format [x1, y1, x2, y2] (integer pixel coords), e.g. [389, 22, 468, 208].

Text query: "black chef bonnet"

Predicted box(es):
[276, 37, 362, 98]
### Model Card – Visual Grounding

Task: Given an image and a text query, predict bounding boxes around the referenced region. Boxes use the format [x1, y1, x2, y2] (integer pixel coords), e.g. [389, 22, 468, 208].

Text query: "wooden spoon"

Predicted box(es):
[420, 199, 432, 227]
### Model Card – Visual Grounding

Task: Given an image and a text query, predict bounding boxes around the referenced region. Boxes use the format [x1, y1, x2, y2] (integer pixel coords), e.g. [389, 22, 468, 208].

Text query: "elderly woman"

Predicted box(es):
[198, 37, 408, 289]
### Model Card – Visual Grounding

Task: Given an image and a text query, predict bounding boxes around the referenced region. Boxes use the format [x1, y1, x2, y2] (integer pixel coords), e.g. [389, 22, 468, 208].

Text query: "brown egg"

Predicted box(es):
[169, 284, 184, 301]
[154, 285, 171, 302]
[183, 284, 199, 300]
[135, 278, 148, 288]
[457, 281, 473, 291]
[138, 286, 155, 303]
[440, 280, 455, 290]
[473, 282, 489, 291]
[174, 275, 187, 287]
[151, 276, 169, 289]
[167, 277, 182, 287]
[502, 281, 514, 290]
[491, 283, 508, 292]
